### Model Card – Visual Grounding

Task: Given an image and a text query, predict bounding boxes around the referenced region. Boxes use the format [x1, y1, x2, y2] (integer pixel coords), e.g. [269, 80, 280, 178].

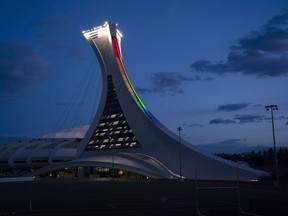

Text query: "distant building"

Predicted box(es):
[0, 22, 269, 180]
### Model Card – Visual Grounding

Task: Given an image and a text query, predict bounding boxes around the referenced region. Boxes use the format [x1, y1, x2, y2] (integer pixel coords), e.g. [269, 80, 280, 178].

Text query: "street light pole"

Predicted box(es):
[177, 126, 183, 180]
[265, 105, 279, 188]
[110, 135, 116, 180]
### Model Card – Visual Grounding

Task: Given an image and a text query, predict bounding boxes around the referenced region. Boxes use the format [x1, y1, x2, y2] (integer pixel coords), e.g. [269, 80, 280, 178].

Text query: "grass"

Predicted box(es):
[0, 178, 287, 215]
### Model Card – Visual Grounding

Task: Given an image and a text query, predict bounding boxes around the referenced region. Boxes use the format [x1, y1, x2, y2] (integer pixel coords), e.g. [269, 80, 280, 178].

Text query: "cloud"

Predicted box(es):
[42, 125, 89, 138]
[253, 104, 263, 108]
[234, 114, 264, 123]
[210, 114, 280, 125]
[209, 118, 237, 124]
[197, 143, 268, 154]
[0, 42, 49, 102]
[183, 123, 203, 128]
[264, 115, 286, 121]
[218, 138, 247, 145]
[135, 87, 155, 94]
[216, 103, 250, 111]
[191, 13, 288, 77]
[137, 72, 204, 95]
[32, 15, 87, 61]
[150, 72, 197, 94]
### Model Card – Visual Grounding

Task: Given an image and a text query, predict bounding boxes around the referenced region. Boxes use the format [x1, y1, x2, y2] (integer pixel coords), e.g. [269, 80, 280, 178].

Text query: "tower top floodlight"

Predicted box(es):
[265, 105, 278, 111]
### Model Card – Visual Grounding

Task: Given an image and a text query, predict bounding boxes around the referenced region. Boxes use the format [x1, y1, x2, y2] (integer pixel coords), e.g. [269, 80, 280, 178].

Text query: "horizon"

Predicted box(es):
[0, 134, 285, 155]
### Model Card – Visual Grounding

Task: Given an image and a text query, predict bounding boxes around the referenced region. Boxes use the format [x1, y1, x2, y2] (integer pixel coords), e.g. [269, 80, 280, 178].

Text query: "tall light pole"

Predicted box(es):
[110, 135, 116, 180]
[177, 126, 183, 180]
[265, 104, 279, 188]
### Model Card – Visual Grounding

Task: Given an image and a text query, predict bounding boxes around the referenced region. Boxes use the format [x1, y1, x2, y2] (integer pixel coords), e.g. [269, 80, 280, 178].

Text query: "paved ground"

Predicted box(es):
[0, 178, 287, 216]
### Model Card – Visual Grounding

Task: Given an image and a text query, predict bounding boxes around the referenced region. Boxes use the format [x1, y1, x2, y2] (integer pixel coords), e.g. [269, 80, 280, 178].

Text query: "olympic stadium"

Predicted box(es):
[0, 22, 269, 181]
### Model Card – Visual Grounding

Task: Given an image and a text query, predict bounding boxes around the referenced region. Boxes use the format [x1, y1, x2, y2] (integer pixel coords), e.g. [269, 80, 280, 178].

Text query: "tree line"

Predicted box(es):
[216, 147, 288, 177]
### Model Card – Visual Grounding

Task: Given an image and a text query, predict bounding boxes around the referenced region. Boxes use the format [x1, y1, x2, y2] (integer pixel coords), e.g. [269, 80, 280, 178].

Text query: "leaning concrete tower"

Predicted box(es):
[77, 22, 268, 180]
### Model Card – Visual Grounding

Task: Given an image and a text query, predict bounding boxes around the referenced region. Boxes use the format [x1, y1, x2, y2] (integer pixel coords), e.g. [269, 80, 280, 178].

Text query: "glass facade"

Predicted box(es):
[86, 75, 141, 150]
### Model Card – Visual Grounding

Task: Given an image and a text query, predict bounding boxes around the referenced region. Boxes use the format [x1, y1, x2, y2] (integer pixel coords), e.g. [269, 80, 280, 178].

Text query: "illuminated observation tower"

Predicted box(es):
[75, 22, 268, 180]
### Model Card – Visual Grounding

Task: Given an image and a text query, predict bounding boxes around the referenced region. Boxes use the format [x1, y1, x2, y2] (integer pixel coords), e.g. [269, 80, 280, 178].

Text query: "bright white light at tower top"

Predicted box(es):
[82, 22, 107, 34]
[82, 22, 121, 35]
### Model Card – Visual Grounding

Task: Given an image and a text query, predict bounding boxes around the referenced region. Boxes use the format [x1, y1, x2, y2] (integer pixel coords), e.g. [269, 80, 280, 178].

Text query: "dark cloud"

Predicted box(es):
[197, 143, 268, 154]
[150, 72, 198, 94]
[197, 139, 244, 153]
[217, 103, 250, 112]
[234, 114, 264, 123]
[191, 13, 288, 77]
[267, 13, 288, 26]
[218, 138, 247, 145]
[0, 42, 49, 102]
[264, 115, 286, 121]
[253, 104, 263, 108]
[182, 134, 191, 140]
[209, 118, 237, 124]
[278, 115, 286, 120]
[137, 72, 205, 95]
[32, 15, 87, 61]
[135, 87, 154, 94]
[286, 121, 288, 126]
[183, 123, 204, 128]
[210, 114, 281, 125]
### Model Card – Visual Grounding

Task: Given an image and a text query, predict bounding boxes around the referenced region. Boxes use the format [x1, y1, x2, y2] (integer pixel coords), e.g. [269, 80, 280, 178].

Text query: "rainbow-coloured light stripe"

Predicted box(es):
[112, 36, 164, 128]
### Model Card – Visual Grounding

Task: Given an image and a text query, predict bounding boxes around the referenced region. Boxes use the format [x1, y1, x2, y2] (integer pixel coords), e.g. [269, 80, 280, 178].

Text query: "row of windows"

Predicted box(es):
[98, 120, 127, 127]
[86, 75, 141, 151]
[101, 113, 123, 120]
[89, 136, 136, 145]
[95, 125, 129, 131]
[92, 129, 132, 138]
[87, 142, 138, 150]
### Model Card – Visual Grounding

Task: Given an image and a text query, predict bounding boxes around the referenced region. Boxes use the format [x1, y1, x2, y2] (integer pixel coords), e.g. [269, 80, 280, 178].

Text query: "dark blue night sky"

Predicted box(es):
[0, 0, 287, 153]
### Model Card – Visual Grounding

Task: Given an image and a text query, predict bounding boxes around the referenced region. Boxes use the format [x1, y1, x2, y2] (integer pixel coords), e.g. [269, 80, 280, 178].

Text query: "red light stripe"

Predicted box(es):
[112, 37, 121, 58]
